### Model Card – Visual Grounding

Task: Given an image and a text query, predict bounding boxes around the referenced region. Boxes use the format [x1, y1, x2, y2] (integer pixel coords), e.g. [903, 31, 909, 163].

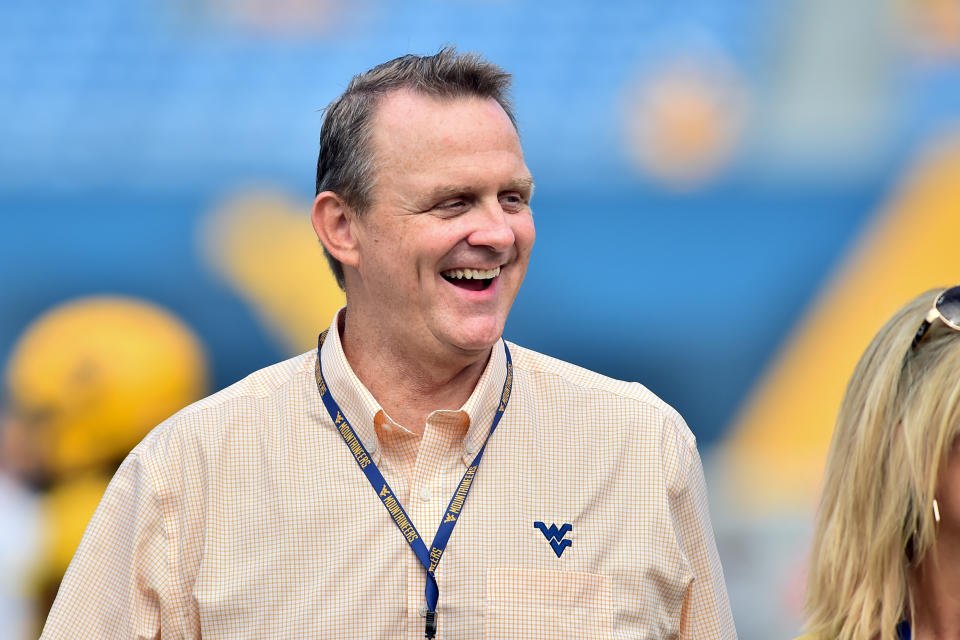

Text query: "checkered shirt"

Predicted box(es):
[42, 313, 736, 639]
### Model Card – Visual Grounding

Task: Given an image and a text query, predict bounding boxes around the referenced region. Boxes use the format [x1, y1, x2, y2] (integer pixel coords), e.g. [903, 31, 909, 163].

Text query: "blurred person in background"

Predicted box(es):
[0, 407, 43, 640]
[799, 286, 960, 640]
[1, 296, 207, 636]
[41, 49, 735, 639]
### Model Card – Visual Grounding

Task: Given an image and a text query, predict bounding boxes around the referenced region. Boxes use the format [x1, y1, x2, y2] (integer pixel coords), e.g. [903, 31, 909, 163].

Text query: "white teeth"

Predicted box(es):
[442, 266, 501, 280]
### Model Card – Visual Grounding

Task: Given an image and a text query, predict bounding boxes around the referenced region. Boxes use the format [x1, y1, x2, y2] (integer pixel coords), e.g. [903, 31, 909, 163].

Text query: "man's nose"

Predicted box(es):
[467, 199, 516, 251]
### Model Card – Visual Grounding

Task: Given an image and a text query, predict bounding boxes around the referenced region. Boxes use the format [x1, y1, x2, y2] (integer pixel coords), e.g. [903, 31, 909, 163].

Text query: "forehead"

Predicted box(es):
[368, 89, 524, 172]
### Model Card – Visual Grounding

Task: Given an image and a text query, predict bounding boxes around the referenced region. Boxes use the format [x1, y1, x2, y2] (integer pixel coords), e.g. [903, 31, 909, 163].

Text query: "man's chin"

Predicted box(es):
[451, 334, 501, 355]
[441, 321, 505, 355]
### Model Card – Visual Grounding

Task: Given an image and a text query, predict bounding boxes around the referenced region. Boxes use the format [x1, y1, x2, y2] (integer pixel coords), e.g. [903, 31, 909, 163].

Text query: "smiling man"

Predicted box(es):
[43, 50, 736, 639]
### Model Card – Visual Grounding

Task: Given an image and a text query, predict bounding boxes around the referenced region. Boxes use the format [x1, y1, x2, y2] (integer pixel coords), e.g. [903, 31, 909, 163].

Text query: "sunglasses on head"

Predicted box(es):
[911, 285, 960, 351]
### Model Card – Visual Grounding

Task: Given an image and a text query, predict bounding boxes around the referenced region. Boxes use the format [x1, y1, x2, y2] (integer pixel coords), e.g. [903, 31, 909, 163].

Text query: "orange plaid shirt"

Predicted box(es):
[43, 312, 736, 639]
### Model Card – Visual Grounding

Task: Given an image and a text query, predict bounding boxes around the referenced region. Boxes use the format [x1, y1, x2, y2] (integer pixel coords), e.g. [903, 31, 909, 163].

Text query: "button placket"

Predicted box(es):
[373, 433, 419, 638]
[400, 424, 434, 636]
[408, 412, 471, 638]
[409, 423, 443, 536]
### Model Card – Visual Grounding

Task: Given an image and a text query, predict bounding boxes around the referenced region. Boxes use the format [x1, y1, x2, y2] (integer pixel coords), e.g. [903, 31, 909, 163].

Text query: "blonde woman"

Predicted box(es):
[799, 286, 960, 640]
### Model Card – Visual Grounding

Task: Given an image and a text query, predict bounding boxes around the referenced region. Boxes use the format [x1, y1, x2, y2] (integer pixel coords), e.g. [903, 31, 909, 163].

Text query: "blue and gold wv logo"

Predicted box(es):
[533, 521, 572, 557]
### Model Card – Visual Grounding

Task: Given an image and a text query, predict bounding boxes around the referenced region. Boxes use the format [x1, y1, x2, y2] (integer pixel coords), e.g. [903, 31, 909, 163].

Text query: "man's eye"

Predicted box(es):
[434, 199, 468, 213]
[499, 194, 527, 211]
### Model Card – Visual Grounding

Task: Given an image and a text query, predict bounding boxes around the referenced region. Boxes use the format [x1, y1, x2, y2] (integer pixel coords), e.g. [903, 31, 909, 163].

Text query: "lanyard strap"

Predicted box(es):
[314, 331, 513, 638]
[897, 621, 911, 640]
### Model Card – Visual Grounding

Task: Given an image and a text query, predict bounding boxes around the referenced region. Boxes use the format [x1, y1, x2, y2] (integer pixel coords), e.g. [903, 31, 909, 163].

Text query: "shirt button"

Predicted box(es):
[417, 604, 428, 617]
[420, 487, 432, 502]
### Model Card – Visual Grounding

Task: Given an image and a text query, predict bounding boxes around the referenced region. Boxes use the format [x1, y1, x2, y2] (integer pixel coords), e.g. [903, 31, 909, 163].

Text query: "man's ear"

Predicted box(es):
[312, 191, 360, 268]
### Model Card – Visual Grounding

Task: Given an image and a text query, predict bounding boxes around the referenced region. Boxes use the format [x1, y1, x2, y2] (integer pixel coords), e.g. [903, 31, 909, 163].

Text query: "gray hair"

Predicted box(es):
[315, 47, 517, 289]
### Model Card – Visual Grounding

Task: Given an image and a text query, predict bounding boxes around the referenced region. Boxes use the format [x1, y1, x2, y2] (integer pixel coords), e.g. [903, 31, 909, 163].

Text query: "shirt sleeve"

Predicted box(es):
[40, 451, 172, 639]
[672, 436, 738, 639]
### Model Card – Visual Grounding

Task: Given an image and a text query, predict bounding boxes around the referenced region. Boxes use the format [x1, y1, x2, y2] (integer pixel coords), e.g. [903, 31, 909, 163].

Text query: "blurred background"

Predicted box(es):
[1, 0, 959, 637]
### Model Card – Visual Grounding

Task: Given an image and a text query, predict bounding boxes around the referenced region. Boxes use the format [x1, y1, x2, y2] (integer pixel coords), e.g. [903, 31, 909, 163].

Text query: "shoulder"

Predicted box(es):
[131, 350, 317, 462]
[180, 349, 316, 414]
[505, 340, 696, 451]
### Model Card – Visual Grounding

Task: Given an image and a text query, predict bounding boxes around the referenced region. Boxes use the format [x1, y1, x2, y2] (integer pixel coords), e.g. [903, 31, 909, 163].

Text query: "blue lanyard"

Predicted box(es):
[897, 620, 911, 640]
[314, 331, 513, 639]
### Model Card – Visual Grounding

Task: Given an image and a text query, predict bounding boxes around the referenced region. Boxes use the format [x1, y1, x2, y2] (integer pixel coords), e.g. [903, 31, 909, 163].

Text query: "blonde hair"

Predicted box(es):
[805, 288, 960, 640]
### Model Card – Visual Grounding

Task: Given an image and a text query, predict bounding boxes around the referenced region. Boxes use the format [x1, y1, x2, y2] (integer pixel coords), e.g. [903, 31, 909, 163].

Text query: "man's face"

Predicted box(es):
[348, 90, 535, 359]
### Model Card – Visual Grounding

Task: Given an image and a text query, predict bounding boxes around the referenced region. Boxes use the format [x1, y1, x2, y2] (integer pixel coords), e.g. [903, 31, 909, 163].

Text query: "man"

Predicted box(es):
[43, 49, 736, 639]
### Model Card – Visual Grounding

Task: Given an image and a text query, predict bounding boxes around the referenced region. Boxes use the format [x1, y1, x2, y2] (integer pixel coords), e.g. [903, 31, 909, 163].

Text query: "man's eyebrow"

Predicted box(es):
[425, 184, 471, 201]
[505, 177, 535, 196]
[424, 177, 535, 201]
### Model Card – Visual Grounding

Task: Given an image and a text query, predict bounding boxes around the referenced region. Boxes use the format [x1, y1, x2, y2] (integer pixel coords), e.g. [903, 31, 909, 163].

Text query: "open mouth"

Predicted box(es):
[441, 266, 500, 291]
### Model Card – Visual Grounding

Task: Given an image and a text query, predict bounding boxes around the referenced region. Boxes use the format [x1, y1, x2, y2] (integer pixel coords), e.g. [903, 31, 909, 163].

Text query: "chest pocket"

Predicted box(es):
[484, 567, 614, 639]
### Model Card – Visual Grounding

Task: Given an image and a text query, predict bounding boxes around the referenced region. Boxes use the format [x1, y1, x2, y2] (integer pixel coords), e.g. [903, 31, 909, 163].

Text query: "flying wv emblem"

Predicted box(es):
[533, 521, 572, 557]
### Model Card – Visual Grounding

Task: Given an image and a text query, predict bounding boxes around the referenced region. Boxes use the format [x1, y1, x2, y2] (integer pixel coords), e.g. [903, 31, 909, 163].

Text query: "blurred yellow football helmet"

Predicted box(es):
[39, 472, 109, 588]
[4, 296, 208, 480]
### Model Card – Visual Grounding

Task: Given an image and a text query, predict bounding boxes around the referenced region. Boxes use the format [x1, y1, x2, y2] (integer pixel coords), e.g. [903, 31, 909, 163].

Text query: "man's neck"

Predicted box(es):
[339, 312, 491, 436]
[912, 526, 960, 640]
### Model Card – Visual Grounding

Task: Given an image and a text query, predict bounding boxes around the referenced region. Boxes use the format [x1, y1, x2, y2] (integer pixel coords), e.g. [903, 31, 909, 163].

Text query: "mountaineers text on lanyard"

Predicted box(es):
[314, 330, 514, 639]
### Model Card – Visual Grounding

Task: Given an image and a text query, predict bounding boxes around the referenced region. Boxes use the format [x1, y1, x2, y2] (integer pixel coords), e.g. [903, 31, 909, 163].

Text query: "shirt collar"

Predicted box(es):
[457, 336, 508, 464]
[319, 309, 384, 458]
[317, 307, 509, 463]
